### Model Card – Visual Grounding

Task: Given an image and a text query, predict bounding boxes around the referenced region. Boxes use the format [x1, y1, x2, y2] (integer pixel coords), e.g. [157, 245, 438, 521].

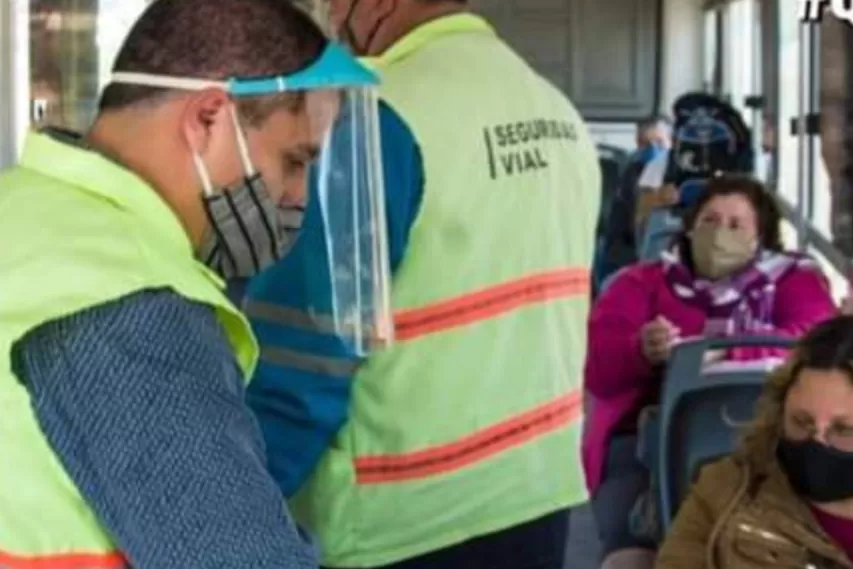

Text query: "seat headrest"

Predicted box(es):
[665, 92, 754, 187]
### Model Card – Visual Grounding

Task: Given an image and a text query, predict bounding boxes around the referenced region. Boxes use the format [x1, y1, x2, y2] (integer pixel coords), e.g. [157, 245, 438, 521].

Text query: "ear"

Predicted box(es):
[348, 0, 390, 32]
[374, 0, 397, 18]
[179, 89, 232, 157]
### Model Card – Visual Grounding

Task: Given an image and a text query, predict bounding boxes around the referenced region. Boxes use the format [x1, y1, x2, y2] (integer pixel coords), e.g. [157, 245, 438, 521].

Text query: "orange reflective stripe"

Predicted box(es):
[393, 268, 589, 341]
[0, 550, 126, 569]
[354, 391, 583, 484]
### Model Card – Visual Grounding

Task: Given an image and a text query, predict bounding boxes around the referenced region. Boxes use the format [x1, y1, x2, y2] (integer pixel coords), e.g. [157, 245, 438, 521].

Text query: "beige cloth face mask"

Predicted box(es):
[690, 225, 758, 280]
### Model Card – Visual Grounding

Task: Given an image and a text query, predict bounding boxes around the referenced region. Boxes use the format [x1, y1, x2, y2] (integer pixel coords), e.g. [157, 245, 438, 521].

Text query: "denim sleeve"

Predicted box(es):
[242, 101, 424, 497]
[11, 289, 316, 569]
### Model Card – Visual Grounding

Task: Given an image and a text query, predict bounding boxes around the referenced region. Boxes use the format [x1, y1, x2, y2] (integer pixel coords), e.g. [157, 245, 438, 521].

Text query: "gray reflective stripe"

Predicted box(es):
[243, 300, 336, 333]
[243, 300, 342, 335]
[261, 346, 359, 378]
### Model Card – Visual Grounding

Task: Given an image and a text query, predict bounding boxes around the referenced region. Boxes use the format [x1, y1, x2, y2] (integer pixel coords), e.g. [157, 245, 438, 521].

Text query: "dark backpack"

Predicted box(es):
[664, 93, 754, 207]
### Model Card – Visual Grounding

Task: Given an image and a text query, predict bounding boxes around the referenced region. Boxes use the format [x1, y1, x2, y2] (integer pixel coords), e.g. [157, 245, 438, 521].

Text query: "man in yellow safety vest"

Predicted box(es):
[240, 1, 602, 567]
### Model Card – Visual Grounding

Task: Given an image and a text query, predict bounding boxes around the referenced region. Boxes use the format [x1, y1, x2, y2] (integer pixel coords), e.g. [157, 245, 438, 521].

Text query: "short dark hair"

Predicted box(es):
[637, 114, 671, 134]
[99, 0, 327, 125]
[676, 174, 784, 262]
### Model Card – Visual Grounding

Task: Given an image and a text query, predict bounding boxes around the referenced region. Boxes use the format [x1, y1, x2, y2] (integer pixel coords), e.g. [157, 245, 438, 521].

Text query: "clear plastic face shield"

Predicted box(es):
[312, 87, 394, 353]
[109, 42, 394, 353]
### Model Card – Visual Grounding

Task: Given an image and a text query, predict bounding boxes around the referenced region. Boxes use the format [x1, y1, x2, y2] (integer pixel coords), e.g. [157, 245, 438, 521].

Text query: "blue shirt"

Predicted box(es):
[13, 290, 316, 568]
[239, 101, 424, 497]
[629, 143, 666, 168]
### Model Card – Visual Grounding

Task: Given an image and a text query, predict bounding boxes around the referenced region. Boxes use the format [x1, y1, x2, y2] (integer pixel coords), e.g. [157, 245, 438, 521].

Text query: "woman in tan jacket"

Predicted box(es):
[656, 315, 853, 569]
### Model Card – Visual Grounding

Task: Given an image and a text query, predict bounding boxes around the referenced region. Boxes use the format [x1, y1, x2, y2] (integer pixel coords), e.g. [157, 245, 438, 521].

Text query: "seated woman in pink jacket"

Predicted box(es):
[583, 174, 836, 569]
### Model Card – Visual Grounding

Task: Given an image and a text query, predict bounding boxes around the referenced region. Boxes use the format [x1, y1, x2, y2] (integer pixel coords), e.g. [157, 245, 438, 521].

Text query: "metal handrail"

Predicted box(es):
[775, 194, 853, 277]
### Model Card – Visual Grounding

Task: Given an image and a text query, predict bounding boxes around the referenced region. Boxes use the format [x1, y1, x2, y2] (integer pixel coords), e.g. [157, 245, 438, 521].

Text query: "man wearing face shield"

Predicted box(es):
[0, 0, 381, 567]
[239, 1, 601, 568]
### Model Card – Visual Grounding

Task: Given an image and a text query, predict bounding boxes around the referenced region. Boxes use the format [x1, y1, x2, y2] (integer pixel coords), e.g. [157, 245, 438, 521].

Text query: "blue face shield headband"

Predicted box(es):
[109, 42, 395, 354]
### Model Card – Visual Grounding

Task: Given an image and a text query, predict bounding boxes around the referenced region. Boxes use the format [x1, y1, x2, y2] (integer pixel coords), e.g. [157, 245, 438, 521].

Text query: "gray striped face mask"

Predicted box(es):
[193, 107, 304, 279]
[196, 173, 304, 279]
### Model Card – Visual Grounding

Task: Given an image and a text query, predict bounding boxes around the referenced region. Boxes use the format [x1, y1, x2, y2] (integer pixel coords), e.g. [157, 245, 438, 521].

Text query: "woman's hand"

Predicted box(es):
[641, 315, 680, 364]
[703, 349, 726, 365]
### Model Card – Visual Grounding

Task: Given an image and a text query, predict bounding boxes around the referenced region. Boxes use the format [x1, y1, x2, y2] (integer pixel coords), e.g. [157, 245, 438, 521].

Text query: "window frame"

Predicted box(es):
[0, 0, 31, 169]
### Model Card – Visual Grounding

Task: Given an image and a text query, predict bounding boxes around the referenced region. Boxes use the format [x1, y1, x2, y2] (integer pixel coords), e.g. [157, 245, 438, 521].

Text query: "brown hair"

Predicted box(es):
[675, 174, 784, 269]
[740, 316, 853, 461]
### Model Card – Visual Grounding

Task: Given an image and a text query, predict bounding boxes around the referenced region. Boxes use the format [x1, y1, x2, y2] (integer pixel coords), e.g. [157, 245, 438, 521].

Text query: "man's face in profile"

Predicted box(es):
[638, 126, 666, 149]
[244, 89, 342, 209]
[650, 125, 671, 149]
[637, 127, 654, 149]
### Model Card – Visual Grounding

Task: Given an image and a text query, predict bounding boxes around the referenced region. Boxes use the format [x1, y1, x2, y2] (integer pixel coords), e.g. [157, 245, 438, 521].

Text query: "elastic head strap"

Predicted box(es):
[109, 72, 227, 91]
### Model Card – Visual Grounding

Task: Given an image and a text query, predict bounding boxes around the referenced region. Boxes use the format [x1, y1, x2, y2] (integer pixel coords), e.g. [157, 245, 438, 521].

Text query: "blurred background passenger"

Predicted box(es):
[632, 115, 672, 166]
[657, 316, 853, 569]
[583, 174, 836, 569]
[594, 116, 673, 294]
[634, 93, 752, 234]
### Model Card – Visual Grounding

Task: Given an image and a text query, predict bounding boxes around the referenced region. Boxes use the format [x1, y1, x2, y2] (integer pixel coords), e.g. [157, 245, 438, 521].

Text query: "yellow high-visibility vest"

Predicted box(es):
[0, 132, 258, 568]
[292, 14, 601, 567]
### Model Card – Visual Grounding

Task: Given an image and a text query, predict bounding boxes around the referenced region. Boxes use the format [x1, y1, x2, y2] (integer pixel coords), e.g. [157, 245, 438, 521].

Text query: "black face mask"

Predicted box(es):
[777, 438, 853, 503]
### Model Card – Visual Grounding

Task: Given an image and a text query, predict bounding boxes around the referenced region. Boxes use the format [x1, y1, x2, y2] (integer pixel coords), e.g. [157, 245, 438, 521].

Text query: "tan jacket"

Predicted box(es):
[656, 450, 852, 569]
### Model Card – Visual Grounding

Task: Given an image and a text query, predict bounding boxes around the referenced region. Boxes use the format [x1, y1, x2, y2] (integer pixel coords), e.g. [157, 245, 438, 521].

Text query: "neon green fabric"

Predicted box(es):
[292, 14, 601, 567]
[0, 132, 258, 564]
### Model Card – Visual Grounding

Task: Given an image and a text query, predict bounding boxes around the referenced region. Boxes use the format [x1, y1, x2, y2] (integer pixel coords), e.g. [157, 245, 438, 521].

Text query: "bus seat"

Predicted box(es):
[636, 405, 660, 471]
[593, 144, 631, 296]
[639, 207, 682, 260]
[639, 177, 714, 261]
[596, 265, 631, 297]
[595, 144, 631, 243]
[676, 178, 708, 208]
[654, 336, 794, 531]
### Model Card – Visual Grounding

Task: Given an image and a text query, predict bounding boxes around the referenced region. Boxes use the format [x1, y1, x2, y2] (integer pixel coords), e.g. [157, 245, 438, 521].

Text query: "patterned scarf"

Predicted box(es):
[662, 248, 819, 337]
